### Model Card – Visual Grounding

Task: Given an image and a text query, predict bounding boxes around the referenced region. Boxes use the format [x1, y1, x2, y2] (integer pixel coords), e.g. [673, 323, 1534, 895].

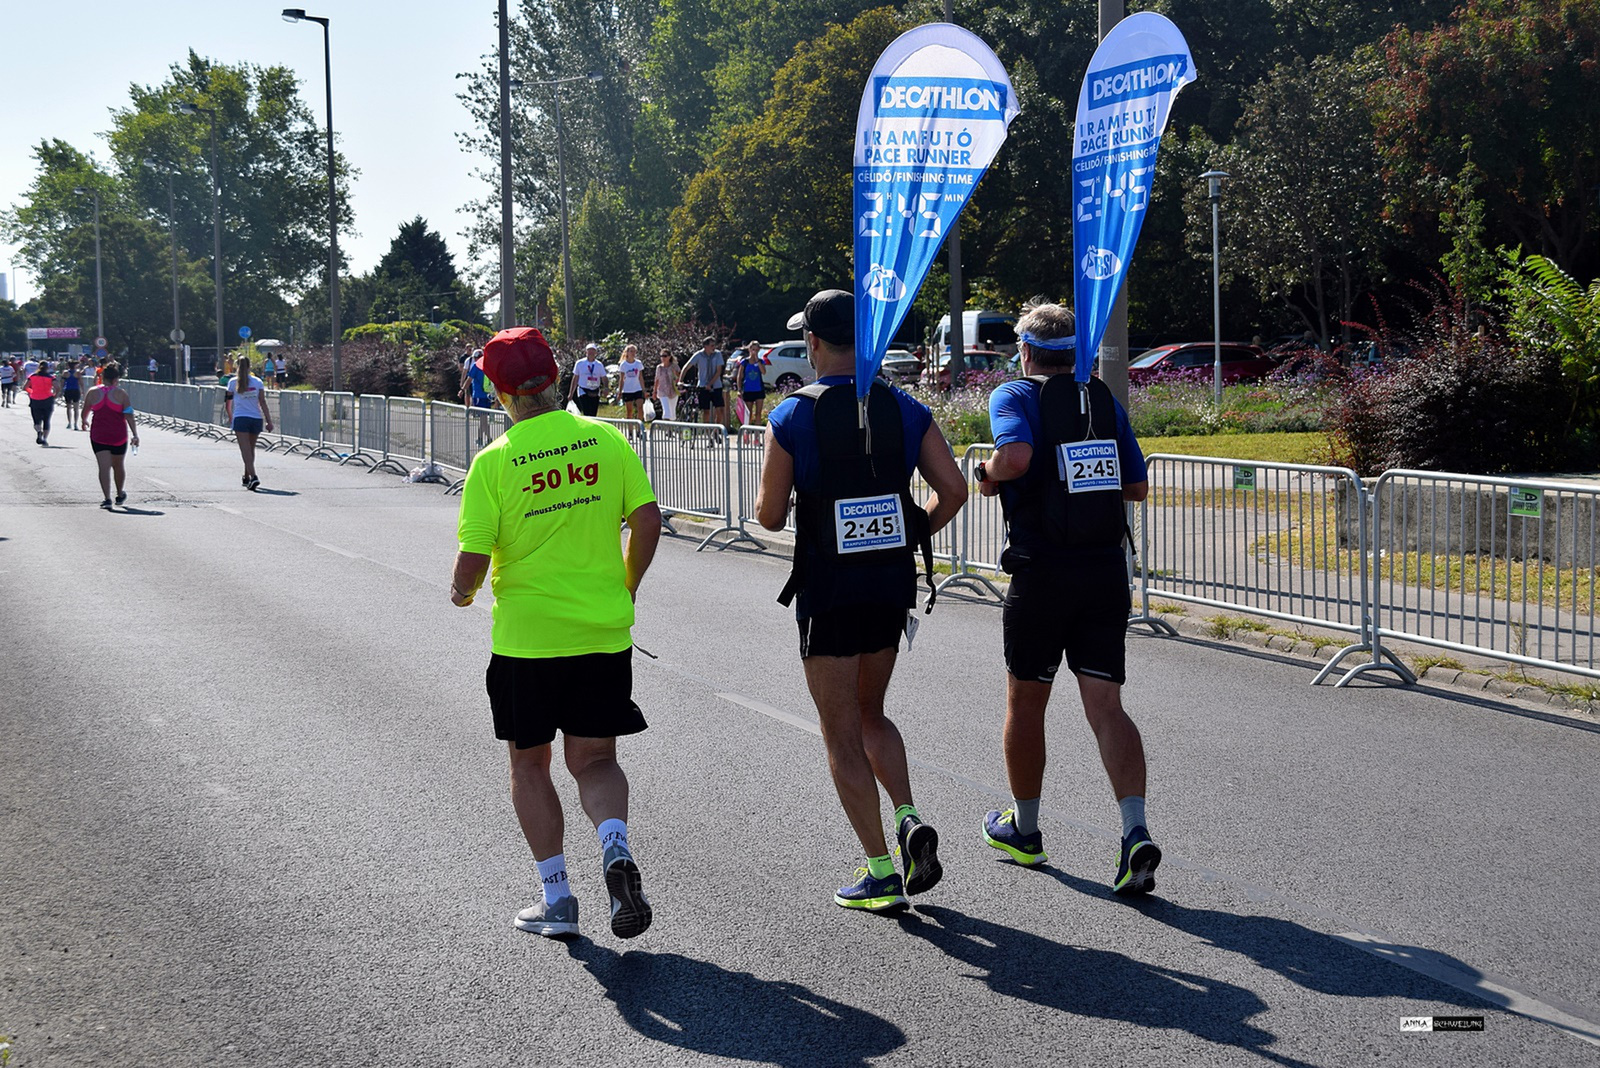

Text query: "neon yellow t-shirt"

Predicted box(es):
[457, 411, 656, 658]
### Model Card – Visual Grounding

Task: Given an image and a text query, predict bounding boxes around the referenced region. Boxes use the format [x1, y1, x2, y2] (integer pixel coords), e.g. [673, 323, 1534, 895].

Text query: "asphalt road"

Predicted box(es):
[3, 406, 1600, 1067]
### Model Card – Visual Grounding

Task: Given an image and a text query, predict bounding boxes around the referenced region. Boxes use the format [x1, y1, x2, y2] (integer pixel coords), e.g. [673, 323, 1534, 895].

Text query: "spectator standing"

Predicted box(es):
[975, 302, 1161, 895]
[568, 343, 608, 417]
[2, 357, 18, 407]
[148, 356, 159, 381]
[652, 351, 680, 422]
[84, 361, 138, 509]
[451, 326, 662, 940]
[680, 337, 725, 435]
[755, 289, 967, 911]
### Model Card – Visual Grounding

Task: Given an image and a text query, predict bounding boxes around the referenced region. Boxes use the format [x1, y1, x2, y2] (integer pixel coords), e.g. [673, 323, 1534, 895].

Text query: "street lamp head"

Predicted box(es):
[281, 8, 306, 21]
[176, 102, 200, 115]
[1200, 169, 1230, 200]
[586, 71, 606, 83]
[74, 186, 88, 195]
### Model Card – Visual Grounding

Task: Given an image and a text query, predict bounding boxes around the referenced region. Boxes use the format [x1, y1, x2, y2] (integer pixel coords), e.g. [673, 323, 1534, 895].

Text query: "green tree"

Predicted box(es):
[369, 217, 482, 324]
[1500, 250, 1600, 447]
[556, 183, 649, 337]
[3, 52, 354, 357]
[1370, 0, 1600, 275]
[1186, 55, 1390, 347]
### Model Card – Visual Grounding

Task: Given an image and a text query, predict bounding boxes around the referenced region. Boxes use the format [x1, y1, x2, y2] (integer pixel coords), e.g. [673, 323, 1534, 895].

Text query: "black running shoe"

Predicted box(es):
[100, 498, 113, 510]
[248, 476, 260, 491]
[1113, 825, 1162, 896]
[114, 492, 127, 505]
[897, 815, 943, 896]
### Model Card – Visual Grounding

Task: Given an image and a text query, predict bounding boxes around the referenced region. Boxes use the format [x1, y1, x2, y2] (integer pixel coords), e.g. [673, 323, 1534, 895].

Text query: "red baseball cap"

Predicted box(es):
[478, 327, 557, 396]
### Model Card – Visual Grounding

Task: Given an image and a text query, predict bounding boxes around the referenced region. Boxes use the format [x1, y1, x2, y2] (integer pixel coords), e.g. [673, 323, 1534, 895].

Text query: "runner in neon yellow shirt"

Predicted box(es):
[451, 326, 661, 941]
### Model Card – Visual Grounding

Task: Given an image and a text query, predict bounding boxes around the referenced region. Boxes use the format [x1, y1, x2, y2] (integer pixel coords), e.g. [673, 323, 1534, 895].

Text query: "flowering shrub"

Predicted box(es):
[1128, 367, 1329, 437]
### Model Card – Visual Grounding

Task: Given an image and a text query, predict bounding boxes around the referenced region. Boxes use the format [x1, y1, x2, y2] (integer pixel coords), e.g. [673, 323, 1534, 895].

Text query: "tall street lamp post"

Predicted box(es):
[72, 186, 104, 343]
[498, 0, 514, 330]
[176, 101, 225, 376]
[1200, 169, 1230, 405]
[282, 9, 343, 392]
[513, 71, 604, 343]
[144, 159, 184, 382]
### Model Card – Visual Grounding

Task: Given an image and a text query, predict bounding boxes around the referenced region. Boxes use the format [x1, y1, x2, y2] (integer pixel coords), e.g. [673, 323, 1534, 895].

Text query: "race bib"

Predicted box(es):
[834, 494, 907, 554]
[1057, 440, 1120, 493]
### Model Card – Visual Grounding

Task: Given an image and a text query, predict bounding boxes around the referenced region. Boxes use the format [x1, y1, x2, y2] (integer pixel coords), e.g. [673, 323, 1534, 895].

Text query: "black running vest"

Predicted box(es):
[777, 381, 936, 615]
[1001, 374, 1127, 565]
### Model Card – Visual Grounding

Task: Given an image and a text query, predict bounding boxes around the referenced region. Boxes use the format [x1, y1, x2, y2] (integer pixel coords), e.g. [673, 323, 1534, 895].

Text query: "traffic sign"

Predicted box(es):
[239, 325, 252, 339]
[94, 336, 107, 349]
[169, 328, 186, 343]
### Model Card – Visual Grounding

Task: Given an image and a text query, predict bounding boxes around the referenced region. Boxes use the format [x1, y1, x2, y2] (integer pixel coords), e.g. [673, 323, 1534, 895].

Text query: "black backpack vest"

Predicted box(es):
[1003, 374, 1127, 554]
[777, 381, 936, 613]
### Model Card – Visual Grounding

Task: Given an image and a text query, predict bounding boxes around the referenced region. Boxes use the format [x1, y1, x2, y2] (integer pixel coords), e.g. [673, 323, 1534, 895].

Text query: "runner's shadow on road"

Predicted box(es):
[568, 941, 904, 1067]
[252, 488, 299, 497]
[897, 904, 1316, 1068]
[114, 506, 166, 516]
[1042, 865, 1485, 1010]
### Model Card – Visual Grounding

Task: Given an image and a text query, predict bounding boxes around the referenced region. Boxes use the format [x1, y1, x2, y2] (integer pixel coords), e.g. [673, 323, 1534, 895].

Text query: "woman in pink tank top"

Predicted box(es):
[84, 360, 140, 510]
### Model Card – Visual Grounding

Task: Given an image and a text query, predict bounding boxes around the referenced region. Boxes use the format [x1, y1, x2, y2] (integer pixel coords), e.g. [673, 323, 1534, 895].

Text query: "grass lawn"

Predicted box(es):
[1140, 431, 1329, 464]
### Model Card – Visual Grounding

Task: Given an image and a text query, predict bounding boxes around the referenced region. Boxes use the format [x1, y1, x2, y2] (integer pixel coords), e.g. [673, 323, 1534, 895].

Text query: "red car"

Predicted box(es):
[1126, 343, 1275, 386]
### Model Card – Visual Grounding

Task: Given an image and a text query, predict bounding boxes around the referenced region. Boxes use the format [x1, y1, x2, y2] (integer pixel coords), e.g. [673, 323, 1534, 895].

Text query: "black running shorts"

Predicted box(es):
[574, 393, 600, 417]
[486, 649, 647, 749]
[1002, 559, 1130, 685]
[798, 604, 906, 659]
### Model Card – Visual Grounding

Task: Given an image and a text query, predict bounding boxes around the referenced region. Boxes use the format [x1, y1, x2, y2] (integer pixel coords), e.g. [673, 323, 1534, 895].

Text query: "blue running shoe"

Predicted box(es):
[603, 843, 653, 938]
[897, 815, 943, 896]
[1113, 825, 1162, 896]
[983, 808, 1047, 866]
[834, 867, 907, 911]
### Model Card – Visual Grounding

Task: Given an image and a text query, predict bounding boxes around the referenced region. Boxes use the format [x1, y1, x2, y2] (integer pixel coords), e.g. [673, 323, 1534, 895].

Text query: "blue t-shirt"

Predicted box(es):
[988, 377, 1146, 563]
[468, 363, 491, 405]
[768, 375, 934, 617]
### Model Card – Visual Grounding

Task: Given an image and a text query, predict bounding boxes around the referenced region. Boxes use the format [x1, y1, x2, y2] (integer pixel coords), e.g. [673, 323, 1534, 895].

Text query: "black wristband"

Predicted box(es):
[977, 461, 989, 483]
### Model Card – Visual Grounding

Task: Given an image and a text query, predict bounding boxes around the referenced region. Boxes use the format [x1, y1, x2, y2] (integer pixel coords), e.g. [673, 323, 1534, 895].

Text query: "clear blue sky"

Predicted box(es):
[1, 0, 501, 304]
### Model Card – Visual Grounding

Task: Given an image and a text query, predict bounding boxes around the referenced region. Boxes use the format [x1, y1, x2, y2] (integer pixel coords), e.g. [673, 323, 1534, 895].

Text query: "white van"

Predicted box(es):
[935, 309, 1018, 356]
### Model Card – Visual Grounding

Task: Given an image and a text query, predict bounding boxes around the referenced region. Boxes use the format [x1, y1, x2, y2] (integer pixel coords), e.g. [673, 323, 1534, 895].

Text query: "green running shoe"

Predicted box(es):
[834, 867, 907, 912]
[1112, 825, 1162, 896]
[897, 815, 943, 896]
[983, 808, 1048, 866]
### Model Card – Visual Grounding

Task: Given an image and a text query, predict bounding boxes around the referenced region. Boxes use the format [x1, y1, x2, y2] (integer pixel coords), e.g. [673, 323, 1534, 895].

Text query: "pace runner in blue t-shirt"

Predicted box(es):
[974, 301, 1163, 898]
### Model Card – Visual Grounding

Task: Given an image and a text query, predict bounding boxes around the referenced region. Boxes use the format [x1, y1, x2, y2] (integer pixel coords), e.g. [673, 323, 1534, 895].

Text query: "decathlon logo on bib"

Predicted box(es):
[835, 494, 907, 554]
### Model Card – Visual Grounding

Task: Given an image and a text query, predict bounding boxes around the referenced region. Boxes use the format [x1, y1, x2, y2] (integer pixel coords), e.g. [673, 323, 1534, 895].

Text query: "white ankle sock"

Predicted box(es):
[536, 853, 571, 905]
[1119, 796, 1147, 838]
[597, 818, 629, 854]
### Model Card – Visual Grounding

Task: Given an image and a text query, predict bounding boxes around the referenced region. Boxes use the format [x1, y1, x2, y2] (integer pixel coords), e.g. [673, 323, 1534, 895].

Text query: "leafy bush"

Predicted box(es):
[1324, 295, 1571, 475]
[1128, 368, 1330, 437]
[284, 339, 413, 396]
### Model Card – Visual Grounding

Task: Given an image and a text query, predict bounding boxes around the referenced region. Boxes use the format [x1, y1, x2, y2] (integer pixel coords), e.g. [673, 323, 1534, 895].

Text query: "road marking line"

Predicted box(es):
[213, 504, 241, 515]
[690, 676, 1600, 1046]
[314, 542, 360, 559]
[145, 476, 172, 488]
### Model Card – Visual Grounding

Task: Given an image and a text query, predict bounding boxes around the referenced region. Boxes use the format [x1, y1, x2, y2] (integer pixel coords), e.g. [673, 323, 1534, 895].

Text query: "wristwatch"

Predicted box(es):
[976, 461, 989, 483]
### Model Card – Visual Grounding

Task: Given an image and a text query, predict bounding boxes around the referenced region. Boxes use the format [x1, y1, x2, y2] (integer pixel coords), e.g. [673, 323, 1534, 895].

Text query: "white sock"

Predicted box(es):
[597, 818, 629, 854]
[1119, 796, 1147, 838]
[536, 853, 571, 905]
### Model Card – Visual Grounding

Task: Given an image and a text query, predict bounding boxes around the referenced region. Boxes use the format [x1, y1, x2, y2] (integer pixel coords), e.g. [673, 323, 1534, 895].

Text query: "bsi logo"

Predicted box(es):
[1080, 246, 1122, 281]
[864, 264, 907, 302]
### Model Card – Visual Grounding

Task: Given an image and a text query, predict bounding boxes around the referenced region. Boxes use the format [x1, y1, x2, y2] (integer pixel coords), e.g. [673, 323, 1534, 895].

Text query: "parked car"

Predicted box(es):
[935, 309, 1018, 356]
[1126, 343, 1274, 386]
[921, 349, 1012, 390]
[880, 348, 921, 383]
[753, 340, 815, 392]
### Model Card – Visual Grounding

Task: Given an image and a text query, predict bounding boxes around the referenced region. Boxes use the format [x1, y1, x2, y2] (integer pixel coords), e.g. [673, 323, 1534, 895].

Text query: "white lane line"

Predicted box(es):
[716, 692, 820, 736]
[314, 542, 360, 559]
[691, 674, 1600, 1047]
[145, 476, 172, 488]
[213, 504, 242, 515]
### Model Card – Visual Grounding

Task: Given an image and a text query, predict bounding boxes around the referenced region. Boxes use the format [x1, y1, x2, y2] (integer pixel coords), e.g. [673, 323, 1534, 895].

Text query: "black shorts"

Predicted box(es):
[575, 393, 600, 417]
[91, 441, 127, 456]
[1003, 559, 1130, 685]
[621, 390, 645, 403]
[486, 649, 646, 748]
[63, 390, 80, 403]
[697, 387, 724, 410]
[741, 390, 764, 403]
[798, 604, 906, 659]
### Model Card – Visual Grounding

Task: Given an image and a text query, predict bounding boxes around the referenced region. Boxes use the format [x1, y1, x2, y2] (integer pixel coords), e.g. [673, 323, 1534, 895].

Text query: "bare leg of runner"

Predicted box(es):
[509, 743, 564, 858]
[96, 450, 114, 502]
[236, 432, 258, 482]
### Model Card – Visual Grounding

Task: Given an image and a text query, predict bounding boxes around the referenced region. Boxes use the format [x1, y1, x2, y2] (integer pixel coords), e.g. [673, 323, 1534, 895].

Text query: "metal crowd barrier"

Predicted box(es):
[386, 397, 430, 473]
[733, 423, 783, 545]
[938, 444, 1005, 601]
[307, 392, 355, 461]
[1128, 455, 1403, 686]
[645, 420, 753, 550]
[1341, 470, 1600, 685]
[274, 390, 322, 454]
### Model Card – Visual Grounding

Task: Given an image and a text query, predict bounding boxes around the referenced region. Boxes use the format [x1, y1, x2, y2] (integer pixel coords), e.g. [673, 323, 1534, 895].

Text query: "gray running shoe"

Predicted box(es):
[514, 895, 579, 938]
[603, 844, 653, 939]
